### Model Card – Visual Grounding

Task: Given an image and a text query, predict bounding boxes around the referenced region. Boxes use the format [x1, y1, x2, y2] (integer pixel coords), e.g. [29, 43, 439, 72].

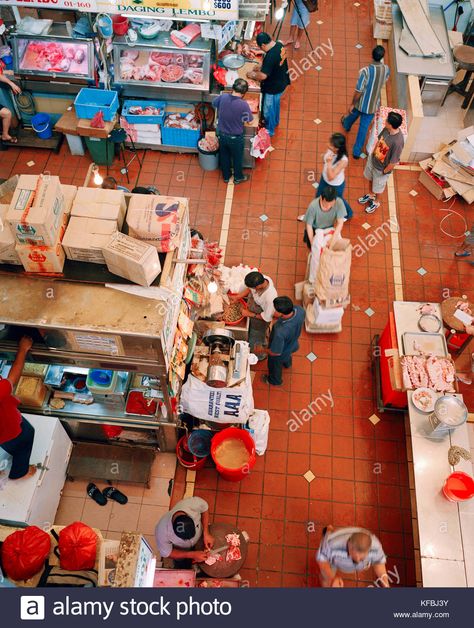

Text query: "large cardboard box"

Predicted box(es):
[61, 184, 78, 215]
[126, 194, 186, 252]
[15, 232, 65, 273]
[62, 217, 117, 264]
[103, 232, 161, 287]
[0, 175, 19, 205]
[7, 175, 65, 246]
[71, 188, 126, 228]
[0, 203, 22, 265]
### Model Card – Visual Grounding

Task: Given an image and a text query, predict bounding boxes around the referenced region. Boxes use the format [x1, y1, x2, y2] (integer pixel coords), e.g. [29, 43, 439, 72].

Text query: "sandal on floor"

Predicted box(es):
[2, 137, 18, 144]
[87, 482, 108, 506]
[103, 486, 128, 505]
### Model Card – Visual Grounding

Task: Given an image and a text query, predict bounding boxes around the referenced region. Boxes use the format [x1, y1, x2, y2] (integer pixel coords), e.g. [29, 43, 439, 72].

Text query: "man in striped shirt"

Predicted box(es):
[341, 46, 390, 159]
[316, 525, 389, 587]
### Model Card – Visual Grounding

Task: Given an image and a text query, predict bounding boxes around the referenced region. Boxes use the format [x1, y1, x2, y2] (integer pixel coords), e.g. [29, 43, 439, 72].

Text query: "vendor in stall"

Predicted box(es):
[0, 63, 21, 144]
[0, 336, 36, 480]
[155, 496, 214, 568]
[230, 271, 278, 360]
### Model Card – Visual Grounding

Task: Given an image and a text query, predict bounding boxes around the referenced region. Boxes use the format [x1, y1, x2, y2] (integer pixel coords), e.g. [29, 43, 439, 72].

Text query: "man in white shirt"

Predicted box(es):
[155, 496, 214, 568]
[231, 271, 278, 360]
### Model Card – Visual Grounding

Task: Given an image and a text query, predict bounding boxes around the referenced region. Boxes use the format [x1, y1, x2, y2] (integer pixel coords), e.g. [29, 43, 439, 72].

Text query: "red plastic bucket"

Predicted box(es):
[112, 15, 129, 36]
[211, 427, 256, 482]
[442, 472, 474, 502]
[176, 435, 207, 470]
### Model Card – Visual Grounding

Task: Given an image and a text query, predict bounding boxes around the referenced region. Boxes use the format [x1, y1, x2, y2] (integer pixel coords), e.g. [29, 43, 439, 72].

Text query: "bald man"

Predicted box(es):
[316, 525, 389, 587]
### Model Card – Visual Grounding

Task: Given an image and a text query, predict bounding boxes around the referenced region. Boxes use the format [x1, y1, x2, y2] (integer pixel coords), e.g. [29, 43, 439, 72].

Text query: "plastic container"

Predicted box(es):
[187, 429, 213, 458]
[176, 435, 208, 470]
[112, 15, 129, 36]
[96, 14, 113, 38]
[198, 144, 219, 171]
[122, 100, 166, 125]
[74, 88, 119, 121]
[86, 369, 118, 393]
[211, 427, 256, 482]
[84, 137, 114, 166]
[442, 472, 474, 502]
[161, 114, 200, 148]
[31, 113, 52, 139]
[223, 297, 247, 327]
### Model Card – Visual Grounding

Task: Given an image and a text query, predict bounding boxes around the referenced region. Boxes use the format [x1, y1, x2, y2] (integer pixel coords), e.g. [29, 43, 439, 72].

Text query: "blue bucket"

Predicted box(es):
[187, 429, 213, 458]
[31, 113, 52, 140]
[96, 14, 113, 38]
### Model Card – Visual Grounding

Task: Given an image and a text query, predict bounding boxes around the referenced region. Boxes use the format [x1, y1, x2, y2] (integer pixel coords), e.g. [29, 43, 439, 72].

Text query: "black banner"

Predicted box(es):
[0, 588, 469, 627]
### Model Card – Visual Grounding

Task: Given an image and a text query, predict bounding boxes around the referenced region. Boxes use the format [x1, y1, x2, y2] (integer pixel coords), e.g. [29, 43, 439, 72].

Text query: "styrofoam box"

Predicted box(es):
[312, 298, 344, 324]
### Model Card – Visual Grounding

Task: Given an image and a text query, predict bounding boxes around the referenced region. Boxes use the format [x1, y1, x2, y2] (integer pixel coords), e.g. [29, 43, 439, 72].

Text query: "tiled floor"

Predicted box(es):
[54, 453, 176, 553]
[2, 0, 473, 588]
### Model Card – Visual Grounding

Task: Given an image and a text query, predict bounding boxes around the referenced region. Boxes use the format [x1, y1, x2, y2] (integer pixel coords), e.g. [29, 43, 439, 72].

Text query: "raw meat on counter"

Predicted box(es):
[20, 41, 88, 75]
[150, 52, 175, 65]
[162, 64, 185, 82]
[182, 68, 203, 85]
[401, 355, 456, 392]
[127, 105, 164, 117]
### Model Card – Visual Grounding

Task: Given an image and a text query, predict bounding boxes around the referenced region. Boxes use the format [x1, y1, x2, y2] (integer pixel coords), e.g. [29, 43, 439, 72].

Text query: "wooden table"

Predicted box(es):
[197, 523, 247, 578]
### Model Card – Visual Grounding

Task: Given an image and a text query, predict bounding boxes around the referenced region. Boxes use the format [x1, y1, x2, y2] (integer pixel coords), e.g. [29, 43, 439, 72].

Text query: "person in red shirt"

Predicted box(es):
[0, 61, 21, 144]
[0, 336, 36, 479]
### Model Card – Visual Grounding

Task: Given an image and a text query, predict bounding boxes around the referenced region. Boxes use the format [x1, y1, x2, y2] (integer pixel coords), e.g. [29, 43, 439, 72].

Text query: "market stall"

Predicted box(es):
[376, 301, 474, 587]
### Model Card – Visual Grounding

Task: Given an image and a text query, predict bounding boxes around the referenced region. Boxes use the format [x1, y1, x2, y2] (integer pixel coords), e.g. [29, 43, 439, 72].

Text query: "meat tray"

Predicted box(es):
[402, 332, 448, 357]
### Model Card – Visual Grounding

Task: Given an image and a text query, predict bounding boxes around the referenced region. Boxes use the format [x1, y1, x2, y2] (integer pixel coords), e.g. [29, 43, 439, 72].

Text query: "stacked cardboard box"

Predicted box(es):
[103, 232, 161, 287]
[63, 187, 126, 263]
[0, 203, 21, 265]
[71, 187, 126, 228]
[6, 175, 66, 273]
[419, 126, 474, 204]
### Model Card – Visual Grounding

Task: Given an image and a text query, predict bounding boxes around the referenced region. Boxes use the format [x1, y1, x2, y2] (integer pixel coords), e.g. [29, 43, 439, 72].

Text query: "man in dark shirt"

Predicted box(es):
[359, 111, 404, 214]
[213, 79, 253, 184]
[255, 296, 305, 386]
[246, 32, 290, 137]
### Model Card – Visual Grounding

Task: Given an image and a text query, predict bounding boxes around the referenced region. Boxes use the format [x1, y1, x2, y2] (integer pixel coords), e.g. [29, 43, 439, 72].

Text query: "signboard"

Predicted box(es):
[96, 0, 239, 21]
[0, 0, 97, 10]
[0, 0, 239, 22]
[201, 19, 237, 52]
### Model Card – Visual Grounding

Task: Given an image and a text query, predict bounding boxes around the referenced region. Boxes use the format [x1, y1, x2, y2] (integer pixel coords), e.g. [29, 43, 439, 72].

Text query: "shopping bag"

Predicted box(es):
[1, 526, 51, 581]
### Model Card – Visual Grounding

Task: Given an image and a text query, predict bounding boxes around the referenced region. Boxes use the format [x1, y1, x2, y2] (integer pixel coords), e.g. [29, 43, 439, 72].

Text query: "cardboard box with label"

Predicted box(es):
[126, 194, 186, 252]
[15, 231, 65, 273]
[61, 184, 78, 215]
[71, 188, 126, 228]
[6, 174, 65, 246]
[0, 203, 22, 265]
[103, 232, 161, 287]
[62, 217, 117, 264]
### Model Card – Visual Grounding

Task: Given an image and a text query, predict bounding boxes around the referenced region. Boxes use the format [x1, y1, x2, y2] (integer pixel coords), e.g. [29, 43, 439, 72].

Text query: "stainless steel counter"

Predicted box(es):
[392, 3, 455, 80]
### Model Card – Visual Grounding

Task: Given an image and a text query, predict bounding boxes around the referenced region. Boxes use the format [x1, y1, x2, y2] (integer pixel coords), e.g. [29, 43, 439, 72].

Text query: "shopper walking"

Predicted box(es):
[341, 45, 390, 159]
[247, 32, 290, 137]
[230, 271, 278, 360]
[0, 336, 36, 480]
[317, 133, 353, 219]
[155, 496, 214, 568]
[285, 0, 310, 49]
[316, 525, 389, 587]
[213, 78, 253, 184]
[359, 111, 404, 213]
[255, 296, 305, 386]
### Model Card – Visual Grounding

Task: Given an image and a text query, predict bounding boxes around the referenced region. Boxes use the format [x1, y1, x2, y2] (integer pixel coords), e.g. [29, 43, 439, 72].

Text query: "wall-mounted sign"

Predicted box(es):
[97, 0, 239, 21]
[0, 0, 97, 10]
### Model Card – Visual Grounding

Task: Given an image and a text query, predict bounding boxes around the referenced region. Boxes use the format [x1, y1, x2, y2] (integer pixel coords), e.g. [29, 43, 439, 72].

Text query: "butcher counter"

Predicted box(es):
[393, 301, 474, 587]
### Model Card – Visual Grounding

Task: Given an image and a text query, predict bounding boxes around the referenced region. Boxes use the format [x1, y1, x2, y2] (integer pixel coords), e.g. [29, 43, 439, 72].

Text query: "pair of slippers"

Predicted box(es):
[87, 482, 128, 506]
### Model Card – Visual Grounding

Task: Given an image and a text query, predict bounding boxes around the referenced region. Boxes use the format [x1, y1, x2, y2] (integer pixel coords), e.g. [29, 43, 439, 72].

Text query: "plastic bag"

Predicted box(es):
[248, 409, 270, 455]
[56, 522, 98, 571]
[2, 526, 51, 581]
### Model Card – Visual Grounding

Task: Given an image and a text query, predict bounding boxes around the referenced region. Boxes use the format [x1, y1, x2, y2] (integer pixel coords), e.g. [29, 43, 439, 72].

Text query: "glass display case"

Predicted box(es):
[113, 33, 212, 92]
[12, 27, 95, 81]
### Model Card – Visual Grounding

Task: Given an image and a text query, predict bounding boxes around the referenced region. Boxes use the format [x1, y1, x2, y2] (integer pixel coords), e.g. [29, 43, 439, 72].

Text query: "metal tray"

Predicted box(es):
[402, 332, 448, 357]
